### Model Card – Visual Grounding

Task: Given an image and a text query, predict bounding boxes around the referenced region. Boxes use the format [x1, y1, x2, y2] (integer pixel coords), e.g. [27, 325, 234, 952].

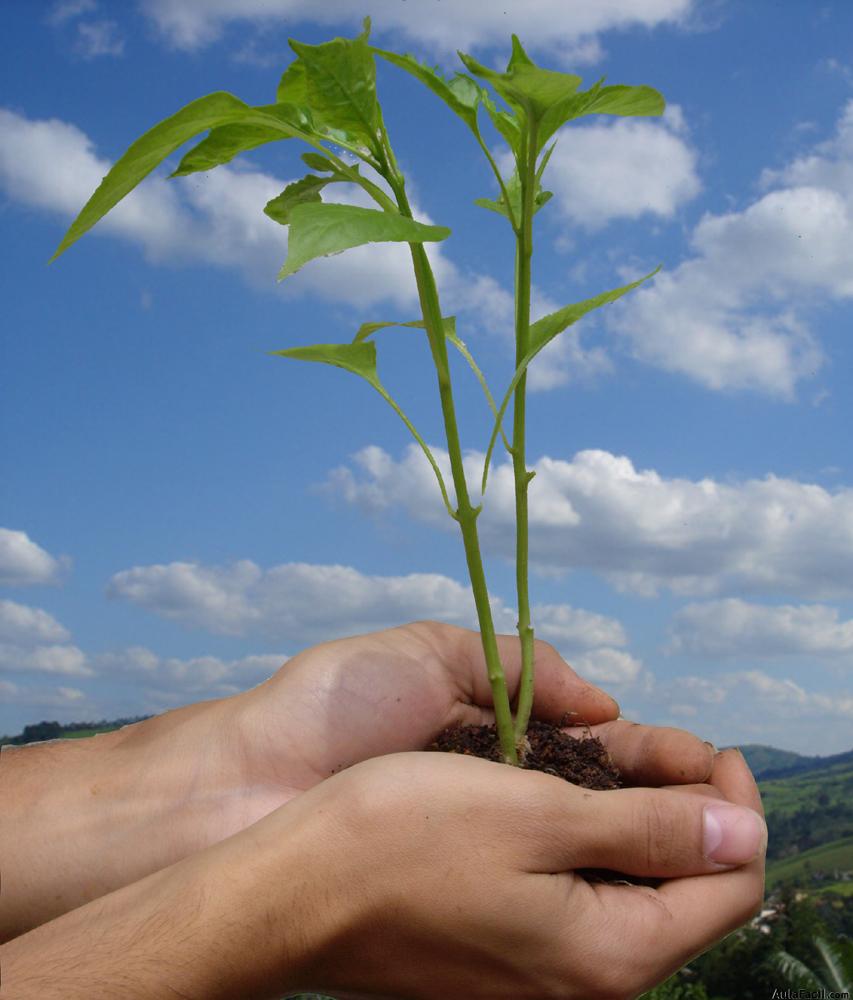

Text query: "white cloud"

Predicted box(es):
[107, 558, 484, 641]
[105, 557, 635, 684]
[47, 0, 97, 26]
[540, 107, 701, 230]
[668, 599, 853, 659]
[327, 444, 853, 599]
[137, 0, 694, 60]
[0, 642, 92, 677]
[0, 529, 65, 587]
[571, 647, 642, 685]
[0, 597, 90, 678]
[0, 600, 71, 645]
[610, 99, 853, 397]
[95, 645, 286, 697]
[75, 20, 125, 59]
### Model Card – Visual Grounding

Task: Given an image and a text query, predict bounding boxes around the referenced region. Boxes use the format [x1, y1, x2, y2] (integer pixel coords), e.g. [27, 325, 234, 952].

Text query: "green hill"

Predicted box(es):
[766, 836, 853, 890]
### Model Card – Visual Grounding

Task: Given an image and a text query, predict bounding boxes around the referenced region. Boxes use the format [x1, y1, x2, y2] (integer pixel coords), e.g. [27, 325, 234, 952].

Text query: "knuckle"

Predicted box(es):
[639, 794, 680, 872]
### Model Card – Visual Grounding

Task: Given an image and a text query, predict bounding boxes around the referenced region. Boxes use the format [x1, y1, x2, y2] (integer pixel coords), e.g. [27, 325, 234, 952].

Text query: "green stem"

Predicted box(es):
[511, 122, 539, 749]
[389, 177, 518, 767]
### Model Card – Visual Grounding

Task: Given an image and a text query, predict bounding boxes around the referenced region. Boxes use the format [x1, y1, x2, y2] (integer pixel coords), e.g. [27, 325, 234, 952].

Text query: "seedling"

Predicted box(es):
[52, 19, 662, 767]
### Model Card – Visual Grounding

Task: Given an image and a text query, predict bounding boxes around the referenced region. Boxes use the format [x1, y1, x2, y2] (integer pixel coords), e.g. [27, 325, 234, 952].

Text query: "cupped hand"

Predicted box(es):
[223, 621, 716, 830]
[246, 741, 765, 1000]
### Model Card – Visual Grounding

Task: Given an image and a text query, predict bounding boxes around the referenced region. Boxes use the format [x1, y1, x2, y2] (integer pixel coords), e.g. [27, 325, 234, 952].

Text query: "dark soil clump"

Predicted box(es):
[426, 717, 623, 790]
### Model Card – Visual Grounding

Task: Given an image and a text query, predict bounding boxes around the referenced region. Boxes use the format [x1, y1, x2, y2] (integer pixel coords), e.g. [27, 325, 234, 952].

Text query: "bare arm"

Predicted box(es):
[0, 697, 263, 942]
[0, 794, 337, 1000]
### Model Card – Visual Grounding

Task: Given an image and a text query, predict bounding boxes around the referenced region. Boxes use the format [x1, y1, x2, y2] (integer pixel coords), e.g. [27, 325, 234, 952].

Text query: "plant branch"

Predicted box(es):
[387, 174, 518, 766]
[511, 121, 539, 748]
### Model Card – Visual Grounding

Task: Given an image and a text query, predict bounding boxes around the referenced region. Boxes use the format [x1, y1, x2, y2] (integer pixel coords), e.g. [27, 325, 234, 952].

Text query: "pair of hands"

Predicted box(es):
[2, 620, 766, 999]
[223, 620, 766, 998]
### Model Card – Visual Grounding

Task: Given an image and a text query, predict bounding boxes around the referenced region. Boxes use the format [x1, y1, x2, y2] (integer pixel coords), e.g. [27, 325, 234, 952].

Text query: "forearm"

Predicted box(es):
[0, 696, 262, 941]
[0, 806, 325, 1000]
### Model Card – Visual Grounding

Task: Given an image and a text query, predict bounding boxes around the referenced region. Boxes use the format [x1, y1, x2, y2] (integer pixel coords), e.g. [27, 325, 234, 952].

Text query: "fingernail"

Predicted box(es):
[703, 740, 718, 754]
[703, 803, 767, 865]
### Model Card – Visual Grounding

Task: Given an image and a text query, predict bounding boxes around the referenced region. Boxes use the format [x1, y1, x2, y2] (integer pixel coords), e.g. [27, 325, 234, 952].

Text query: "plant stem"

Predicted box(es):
[388, 177, 519, 767]
[511, 123, 539, 749]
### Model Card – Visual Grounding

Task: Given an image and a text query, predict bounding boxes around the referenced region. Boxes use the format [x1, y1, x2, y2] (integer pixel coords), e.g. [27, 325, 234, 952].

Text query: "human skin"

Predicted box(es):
[1, 744, 764, 999]
[1, 621, 733, 942]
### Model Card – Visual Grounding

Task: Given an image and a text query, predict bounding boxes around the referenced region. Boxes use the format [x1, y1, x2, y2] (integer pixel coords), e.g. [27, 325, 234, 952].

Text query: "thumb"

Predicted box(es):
[525, 784, 767, 878]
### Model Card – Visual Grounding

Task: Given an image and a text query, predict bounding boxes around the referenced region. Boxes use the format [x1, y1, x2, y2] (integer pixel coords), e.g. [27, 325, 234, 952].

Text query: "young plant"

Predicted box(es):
[51, 19, 662, 768]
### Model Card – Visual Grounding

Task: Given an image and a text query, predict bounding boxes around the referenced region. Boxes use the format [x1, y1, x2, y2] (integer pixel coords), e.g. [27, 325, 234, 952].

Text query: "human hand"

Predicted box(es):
[260, 742, 765, 1000]
[220, 620, 717, 836]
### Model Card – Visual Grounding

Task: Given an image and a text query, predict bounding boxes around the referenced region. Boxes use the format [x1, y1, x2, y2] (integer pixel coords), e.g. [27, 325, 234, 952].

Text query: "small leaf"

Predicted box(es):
[288, 19, 380, 153]
[458, 46, 581, 123]
[480, 90, 522, 154]
[271, 341, 380, 384]
[171, 123, 291, 177]
[474, 161, 551, 222]
[481, 267, 661, 493]
[264, 175, 330, 225]
[372, 48, 483, 138]
[301, 151, 336, 172]
[538, 79, 665, 152]
[278, 202, 450, 279]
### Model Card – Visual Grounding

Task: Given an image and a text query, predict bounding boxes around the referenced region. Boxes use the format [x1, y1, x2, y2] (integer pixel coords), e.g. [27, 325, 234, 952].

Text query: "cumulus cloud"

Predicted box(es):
[538, 106, 701, 231]
[0, 600, 71, 645]
[137, 0, 694, 61]
[95, 645, 286, 699]
[0, 643, 92, 678]
[105, 557, 635, 684]
[327, 444, 853, 598]
[107, 558, 485, 641]
[0, 597, 90, 678]
[609, 99, 853, 397]
[668, 599, 853, 659]
[0, 529, 65, 587]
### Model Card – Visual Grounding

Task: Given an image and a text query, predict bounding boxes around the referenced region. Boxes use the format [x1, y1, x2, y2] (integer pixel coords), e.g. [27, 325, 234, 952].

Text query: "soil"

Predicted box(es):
[425, 715, 623, 790]
[426, 715, 660, 886]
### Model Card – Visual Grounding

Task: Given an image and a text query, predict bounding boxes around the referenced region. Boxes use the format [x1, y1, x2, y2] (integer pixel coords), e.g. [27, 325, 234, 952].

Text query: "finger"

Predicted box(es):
[578, 720, 715, 786]
[584, 749, 766, 975]
[440, 624, 619, 724]
[524, 772, 766, 878]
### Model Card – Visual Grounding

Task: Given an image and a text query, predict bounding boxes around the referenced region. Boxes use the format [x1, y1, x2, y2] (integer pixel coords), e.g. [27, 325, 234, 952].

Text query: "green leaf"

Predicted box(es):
[474, 160, 552, 222]
[278, 202, 450, 280]
[372, 48, 483, 137]
[459, 37, 664, 156]
[481, 266, 661, 493]
[50, 93, 312, 262]
[301, 151, 336, 172]
[272, 338, 457, 519]
[458, 41, 581, 123]
[537, 79, 665, 152]
[287, 17, 380, 154]
[171, 122, 293, 177]
[271, 341, 380, 384]
[264, 175, 331, 225]
[480, 90, 522, 154]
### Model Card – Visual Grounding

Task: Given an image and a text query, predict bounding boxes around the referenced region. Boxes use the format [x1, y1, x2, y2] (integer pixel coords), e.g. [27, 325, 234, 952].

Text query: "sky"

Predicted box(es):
[1, 0, 853, 754]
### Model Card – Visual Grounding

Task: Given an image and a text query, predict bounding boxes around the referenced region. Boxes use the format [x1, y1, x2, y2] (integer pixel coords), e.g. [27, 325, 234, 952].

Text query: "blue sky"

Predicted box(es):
[2, 0, 853, 754]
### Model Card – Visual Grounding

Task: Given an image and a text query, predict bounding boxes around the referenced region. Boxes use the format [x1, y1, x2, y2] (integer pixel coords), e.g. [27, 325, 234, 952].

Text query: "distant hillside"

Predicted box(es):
[738, 743, 853, 780]
[0, 717, 151, 746]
